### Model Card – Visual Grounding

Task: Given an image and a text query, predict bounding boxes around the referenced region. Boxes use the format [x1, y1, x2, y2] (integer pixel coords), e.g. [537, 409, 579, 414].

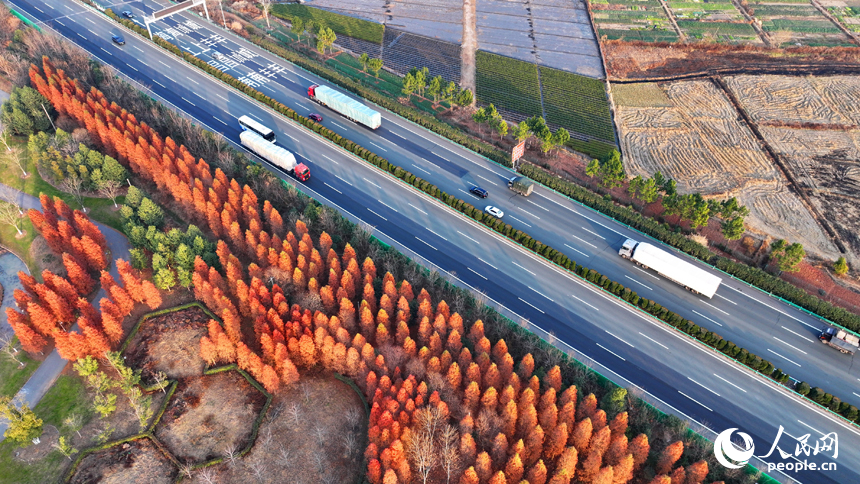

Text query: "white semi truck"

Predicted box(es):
[307, 84, 382, 130]
[619, 239, 722, 298]
[240, 131, 310, 182]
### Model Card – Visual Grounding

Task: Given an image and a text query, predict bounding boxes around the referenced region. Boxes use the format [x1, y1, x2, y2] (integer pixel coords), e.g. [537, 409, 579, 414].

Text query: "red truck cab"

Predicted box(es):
[307, 85, 318, 99]
[295, 163, 310, 182]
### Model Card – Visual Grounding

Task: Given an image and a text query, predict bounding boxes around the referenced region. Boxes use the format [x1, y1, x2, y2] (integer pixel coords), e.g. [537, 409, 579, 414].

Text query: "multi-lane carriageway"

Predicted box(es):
[11, 0, 860, 482]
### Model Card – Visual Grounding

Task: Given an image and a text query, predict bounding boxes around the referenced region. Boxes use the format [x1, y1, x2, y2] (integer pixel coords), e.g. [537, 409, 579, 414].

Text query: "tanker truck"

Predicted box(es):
[240, 131, 310, 182]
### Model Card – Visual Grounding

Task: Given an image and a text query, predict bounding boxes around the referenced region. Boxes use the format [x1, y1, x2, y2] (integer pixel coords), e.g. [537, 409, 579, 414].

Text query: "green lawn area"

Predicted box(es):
[0, 138, 126, 237]
[0, 348, 39, 398]
[0, 375, 93, 484]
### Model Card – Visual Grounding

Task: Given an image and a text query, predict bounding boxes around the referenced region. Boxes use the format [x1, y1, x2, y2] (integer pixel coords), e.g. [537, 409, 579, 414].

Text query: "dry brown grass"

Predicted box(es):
[154, 371, 266, 464]
[69, 438, 177, 484]
[186, 373, 366, 484]
[123, 306, 209, 381]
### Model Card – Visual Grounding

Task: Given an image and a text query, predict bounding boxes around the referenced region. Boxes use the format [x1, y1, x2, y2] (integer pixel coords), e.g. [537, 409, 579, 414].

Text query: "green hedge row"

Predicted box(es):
[520, 164, 860, 332]
[100, 6, 860, 427]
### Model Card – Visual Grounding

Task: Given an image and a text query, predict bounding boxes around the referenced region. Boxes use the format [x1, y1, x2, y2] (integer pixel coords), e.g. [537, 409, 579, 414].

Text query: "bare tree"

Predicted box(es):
[197, 466, 219, 484]
[0, 201, 24, 236]
[288, 402, 301, 426]
[407, 425, 437, 484]
[60, 176, 87, 212]
[343, 432, 358, 455]
[246, 454, 268, 484]
[314, 425, 326, 445]
[0, 145, 27, 178]
[439, 425, 460, 484]
[62, 413, 84, 438]
[301, 382, 312, 403]
[0, 332, 23, 367]
[179, 462, 195, 480]
[279, 446, 292, 466]
[97, 180, 123, 208]
[415, 405, 445, 439]
[260, 0, 273, 29]
[223, 445, 240, 467]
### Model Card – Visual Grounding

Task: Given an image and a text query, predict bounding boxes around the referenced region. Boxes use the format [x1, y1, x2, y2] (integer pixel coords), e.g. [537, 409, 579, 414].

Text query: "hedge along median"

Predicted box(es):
[97, 5, 860, 427]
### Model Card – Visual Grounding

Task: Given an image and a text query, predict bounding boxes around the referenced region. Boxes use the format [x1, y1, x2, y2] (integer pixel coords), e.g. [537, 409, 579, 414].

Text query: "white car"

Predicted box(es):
[484, 206, 504, 218]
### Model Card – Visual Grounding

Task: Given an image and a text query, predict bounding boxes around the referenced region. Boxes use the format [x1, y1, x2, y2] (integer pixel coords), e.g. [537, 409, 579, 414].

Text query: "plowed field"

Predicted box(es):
[616, 79, 840, 258]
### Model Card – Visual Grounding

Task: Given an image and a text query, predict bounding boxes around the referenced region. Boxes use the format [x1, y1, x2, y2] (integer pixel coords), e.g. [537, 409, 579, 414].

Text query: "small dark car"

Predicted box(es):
[121, 11, 134, 18]
[112, 34, 125, 45]
[309, 113, 323, 122]
[469, 186, 489, 198]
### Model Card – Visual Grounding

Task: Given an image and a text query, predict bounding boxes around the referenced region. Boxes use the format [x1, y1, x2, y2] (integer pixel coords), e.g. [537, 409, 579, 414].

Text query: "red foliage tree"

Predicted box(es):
[63, 253, 94, 295]
[6, 308, 47, 353]
[656, 441, 684, 475]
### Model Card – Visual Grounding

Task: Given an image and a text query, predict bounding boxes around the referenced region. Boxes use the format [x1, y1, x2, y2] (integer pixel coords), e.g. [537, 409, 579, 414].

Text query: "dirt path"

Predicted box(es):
[657, 0, 686, 42]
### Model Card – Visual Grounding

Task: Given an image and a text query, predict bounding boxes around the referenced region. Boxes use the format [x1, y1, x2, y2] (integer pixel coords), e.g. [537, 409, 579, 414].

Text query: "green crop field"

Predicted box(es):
[611, 82, 673, 107]
[475, 51, 544, 117]
[598, 28, 680, 42]
[539, 66, 616, 143]
[762, 19, 843, 33]
[678, 20, 759, 37]
[271, 4, 385, 44]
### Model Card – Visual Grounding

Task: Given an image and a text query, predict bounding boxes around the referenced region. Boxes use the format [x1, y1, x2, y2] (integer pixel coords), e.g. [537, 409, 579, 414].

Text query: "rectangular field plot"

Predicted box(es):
[475, 51, 544, 118]
[668, 0, 745, 20]
[752, 0, 854, 45]
[676, 20, 761, 41]
[539, 66, 616, 142]
[591, 0, 678, 42]
[614, 80, 839, 257]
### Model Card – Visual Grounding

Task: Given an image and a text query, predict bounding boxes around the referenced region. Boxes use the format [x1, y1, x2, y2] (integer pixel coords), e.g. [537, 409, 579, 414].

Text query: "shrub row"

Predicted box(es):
[521, 163, 860, 333]
[98, 6, 860, 427]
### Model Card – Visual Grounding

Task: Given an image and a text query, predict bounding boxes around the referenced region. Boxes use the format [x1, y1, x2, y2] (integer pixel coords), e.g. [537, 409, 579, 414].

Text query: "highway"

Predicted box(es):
[9, 1, 860, 482]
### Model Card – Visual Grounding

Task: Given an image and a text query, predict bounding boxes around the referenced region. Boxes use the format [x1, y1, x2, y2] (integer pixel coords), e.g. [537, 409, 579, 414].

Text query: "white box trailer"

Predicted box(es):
[240, 131, 310, 182]
[619, 239, 722, 298]
[307, 84, 382, 130]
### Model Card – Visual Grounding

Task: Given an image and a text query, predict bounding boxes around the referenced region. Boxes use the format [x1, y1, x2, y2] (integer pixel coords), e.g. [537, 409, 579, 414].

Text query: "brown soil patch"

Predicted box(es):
[12, 425, 58, 463]
[154, 371, 266, 464]
[69, 437, 177, 484]
[602, 41, 860, 80]
[187, 373, 366, 484]
[124, 306, 209, 380]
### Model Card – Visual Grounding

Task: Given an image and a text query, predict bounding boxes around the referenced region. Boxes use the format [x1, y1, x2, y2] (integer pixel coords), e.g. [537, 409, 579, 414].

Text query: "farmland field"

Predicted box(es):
[614, 79, 839, 258]
[270, 4, 385, 44]
[475, 51, 544, 118]
[752, 0, 854, 45]
[539, 66, 616, 142]
[726, 74, 860, 261]
[591, 0, 679, 42]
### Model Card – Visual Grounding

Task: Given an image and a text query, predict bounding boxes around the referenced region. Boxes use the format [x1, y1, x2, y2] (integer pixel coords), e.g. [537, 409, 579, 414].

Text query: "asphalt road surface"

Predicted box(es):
[9, 1, 860, 482]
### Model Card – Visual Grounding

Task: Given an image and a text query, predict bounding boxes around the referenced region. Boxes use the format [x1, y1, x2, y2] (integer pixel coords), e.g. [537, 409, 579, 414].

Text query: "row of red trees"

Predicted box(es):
[7, 195, 159, 360]
[27, 58, 719, 484]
